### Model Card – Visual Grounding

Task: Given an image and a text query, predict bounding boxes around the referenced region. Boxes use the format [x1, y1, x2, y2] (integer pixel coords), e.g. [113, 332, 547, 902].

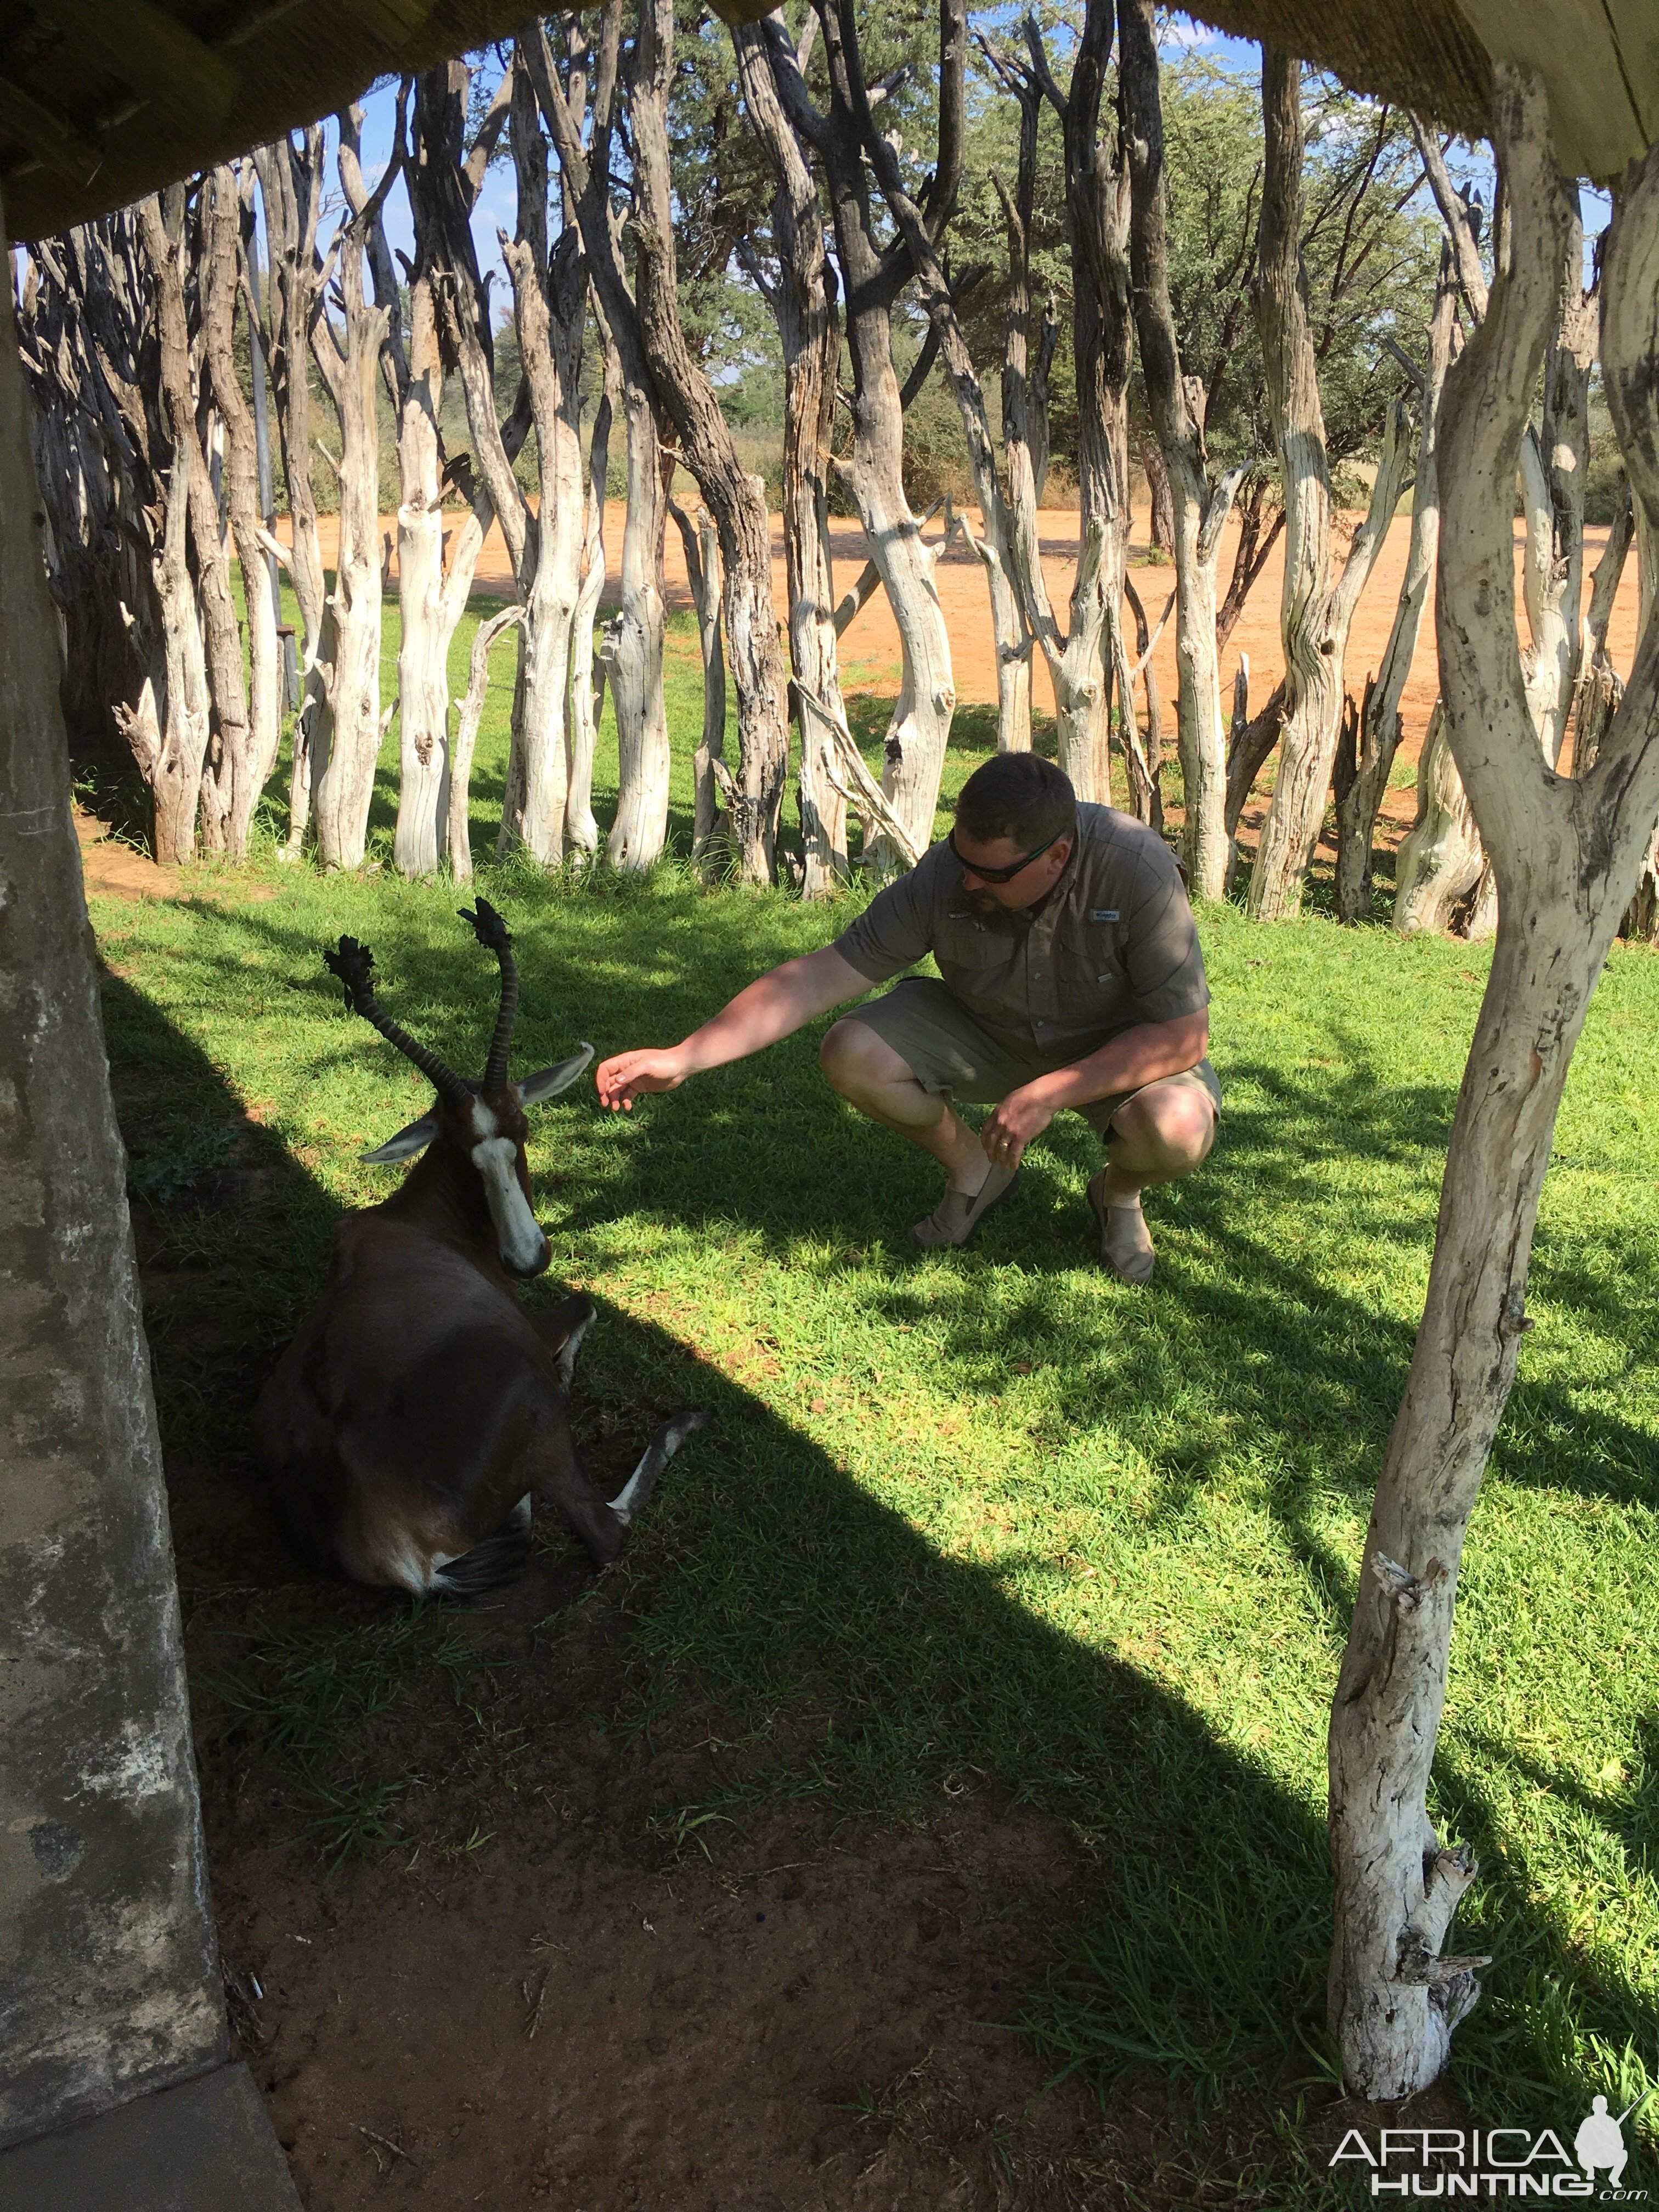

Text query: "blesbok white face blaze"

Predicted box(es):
[466, 1100, 548, 1278]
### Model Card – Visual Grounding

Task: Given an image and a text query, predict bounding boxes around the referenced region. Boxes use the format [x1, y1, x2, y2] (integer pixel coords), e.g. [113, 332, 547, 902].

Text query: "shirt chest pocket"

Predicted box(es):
[1058, 914, 1128, 990]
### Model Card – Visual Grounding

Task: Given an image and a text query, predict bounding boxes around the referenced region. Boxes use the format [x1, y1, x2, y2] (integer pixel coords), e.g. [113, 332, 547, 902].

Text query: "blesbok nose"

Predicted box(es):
[501, 1232, 551, 1282]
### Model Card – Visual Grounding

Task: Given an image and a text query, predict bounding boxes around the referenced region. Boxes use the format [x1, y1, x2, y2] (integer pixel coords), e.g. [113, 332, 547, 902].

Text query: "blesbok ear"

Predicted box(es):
[359, 1113, 440, 1164]
[516, 1043, 595, 1106]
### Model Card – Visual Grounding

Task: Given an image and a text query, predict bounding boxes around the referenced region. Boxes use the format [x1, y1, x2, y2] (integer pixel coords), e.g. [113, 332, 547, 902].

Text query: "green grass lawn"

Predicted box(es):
[86, 590, 1659, 2159]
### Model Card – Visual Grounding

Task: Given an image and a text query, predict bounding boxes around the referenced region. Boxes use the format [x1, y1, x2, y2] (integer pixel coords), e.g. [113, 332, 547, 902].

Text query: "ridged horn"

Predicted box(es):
[460, 897, 518, 1098]
[323, 937, 472, 1109]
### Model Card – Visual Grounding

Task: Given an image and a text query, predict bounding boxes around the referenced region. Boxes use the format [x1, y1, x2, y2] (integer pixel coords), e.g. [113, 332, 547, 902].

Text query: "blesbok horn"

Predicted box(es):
[324, 936, 472, 1108]
[461, 897, 517, 1099]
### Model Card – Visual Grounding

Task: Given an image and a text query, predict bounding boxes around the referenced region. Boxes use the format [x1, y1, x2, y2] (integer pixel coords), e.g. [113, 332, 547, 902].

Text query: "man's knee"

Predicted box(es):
[821, 1016, 908, 1099]
[1110, 1082, 1216, 1173]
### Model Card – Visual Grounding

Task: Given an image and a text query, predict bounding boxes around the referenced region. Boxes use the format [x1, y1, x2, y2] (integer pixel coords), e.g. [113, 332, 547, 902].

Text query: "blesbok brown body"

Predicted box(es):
[255, 901, 701, 1594]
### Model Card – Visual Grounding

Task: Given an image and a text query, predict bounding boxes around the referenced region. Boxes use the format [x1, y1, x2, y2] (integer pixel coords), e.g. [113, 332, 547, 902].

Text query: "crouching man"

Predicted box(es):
[595, 754, 1219, 1283]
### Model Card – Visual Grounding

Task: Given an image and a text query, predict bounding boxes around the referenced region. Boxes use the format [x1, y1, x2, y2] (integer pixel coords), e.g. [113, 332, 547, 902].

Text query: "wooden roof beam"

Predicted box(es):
[0, 74, 102, 185]
[48, 0, 239, 133]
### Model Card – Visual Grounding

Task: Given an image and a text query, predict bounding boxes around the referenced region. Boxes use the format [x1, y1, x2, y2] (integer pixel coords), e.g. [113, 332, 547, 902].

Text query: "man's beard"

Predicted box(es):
[966, 888, 1001, 919]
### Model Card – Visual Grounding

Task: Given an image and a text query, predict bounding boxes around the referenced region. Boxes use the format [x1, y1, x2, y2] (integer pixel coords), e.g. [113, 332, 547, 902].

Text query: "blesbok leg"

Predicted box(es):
[527, 1290, 597, 1398]
[608, 1412, 709, 1525]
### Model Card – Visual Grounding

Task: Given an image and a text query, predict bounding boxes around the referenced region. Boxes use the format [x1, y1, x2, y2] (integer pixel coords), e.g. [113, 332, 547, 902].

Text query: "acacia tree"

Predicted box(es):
[1245, 51, 1411, 922]
[1326, 71, 1659, 2100]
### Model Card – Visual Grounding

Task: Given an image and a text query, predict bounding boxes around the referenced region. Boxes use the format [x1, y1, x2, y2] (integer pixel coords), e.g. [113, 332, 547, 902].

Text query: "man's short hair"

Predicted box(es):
[953, 754, 1077, 851]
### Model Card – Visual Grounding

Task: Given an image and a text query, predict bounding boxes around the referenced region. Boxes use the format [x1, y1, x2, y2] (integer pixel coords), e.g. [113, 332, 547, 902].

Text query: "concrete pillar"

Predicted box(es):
[0, 193, 228, 2149]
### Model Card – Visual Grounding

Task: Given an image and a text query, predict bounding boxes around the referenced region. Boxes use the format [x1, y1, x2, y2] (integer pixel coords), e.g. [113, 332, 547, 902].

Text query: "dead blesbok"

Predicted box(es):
[255, 899, 703, 1593]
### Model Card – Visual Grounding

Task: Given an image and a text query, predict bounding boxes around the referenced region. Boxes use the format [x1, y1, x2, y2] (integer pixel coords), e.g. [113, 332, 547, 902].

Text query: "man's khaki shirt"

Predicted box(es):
[832, 803, 1210, 1058]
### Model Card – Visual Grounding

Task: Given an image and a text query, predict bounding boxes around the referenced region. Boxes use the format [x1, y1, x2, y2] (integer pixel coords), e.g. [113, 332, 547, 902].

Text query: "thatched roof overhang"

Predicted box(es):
[1188, 0, 1654, 182]
[0, 0, 772, 243]
[0, 0, 1652, 245]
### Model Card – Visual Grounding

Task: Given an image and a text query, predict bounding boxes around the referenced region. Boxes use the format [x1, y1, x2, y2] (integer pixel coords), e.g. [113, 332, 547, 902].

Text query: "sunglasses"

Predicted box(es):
[948, 826, 1066, 885]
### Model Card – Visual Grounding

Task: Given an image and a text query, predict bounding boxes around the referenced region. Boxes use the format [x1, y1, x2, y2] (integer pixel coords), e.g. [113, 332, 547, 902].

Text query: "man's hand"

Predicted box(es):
[595, 1046, 689, 1112]
[592, 947, 868, 1118]
[981, 1081, 1058, 1170]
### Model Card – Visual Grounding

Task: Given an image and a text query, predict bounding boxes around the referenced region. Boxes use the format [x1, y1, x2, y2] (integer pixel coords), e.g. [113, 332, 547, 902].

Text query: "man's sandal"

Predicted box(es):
[912, 1164, 1021, 1250]
[1087, 1170, 1156, 1285]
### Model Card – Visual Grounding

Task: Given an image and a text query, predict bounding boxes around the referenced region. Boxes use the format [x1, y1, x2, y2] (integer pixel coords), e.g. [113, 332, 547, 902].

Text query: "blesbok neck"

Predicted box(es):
[381, 1135, 503, 1263]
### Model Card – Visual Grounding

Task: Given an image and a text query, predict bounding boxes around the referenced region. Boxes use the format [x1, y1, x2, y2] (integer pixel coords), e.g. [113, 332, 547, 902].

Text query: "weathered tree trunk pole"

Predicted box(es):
[620, 0, 791, 882]
[599, 387, 670, 872]
[1519, 209, 1595, 768]
[304, 110, 394, 870]
[566, 348, 614, 862]
[251, 128, 328, 856]
[137, 188, 252, 860]
[201, 165, 280, 853]
[972, 40, 1048, 759]
[762, 3, 958, 874]
[529, 10, 735, 874]
[1333, 256, 1457, 921]
[1327, 76, 1659, 2100]
[734, 15, 850, 890]
[670, 497, 730, 868]
[589, 303, 669, 874]
[1120, 0, 1245, 898]
[17, 214, 204, 855]
[905, 0, 1127, 810]
[126, 416, 215, 864]
[1023, 0, 1133, 810]
[1391, 700, 1486, 935]
[1247, 52, 1409, 921]
[499, 65, 590, 868]
[365, 70, 503, 879]
[862, 0, 1041, 785]
[447, 604, 524, 883]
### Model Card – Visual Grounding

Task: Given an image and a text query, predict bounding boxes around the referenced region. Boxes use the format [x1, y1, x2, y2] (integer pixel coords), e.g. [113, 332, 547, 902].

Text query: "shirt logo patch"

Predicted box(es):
[1090, 909, 1120, 923]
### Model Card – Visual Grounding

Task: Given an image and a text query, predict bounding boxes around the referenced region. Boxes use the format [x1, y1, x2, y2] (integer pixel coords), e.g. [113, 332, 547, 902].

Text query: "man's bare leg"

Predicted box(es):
[820, 1018, 990, 1193]
[1091, 1080, 1217, 1283]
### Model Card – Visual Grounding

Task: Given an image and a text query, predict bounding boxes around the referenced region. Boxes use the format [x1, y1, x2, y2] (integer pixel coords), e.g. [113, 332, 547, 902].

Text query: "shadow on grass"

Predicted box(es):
[99, 889, 1659, 2135]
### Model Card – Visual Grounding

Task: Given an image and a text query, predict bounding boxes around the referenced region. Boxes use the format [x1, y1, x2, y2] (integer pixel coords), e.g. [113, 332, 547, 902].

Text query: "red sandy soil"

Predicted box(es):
[309, 497, 1644, 857]
[76, 806, 177, 899]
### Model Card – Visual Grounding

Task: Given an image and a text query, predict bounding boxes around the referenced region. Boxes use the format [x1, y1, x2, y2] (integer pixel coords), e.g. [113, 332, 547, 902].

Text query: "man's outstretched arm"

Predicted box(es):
[596, 945, 871, 1110]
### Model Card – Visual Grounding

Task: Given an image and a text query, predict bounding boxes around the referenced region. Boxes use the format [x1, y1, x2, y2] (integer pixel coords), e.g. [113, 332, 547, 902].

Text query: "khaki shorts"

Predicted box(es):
[849, 976, 1221, 1142]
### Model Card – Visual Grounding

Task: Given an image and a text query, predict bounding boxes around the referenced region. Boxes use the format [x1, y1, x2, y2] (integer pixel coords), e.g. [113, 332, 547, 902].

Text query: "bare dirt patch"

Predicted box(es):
[75, 805, 177, 899]
[173, 1444, 1126, 2211]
